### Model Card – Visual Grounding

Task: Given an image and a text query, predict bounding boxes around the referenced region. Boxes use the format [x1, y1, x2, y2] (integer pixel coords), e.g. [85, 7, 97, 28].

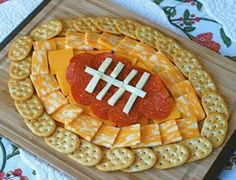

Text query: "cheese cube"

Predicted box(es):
[52, 104, 83, 124]
[54, 37, 65, 50]
[31, 51, 49, 75]
[114, 36, 137, 54]
[148, 51, 174, 72]
[92, 125, 120, 148]
[33, 39, 56, 51]
[159, 120, 182, 145]
[85, 32, 106, 50]
[113, 124, 140, 148]
[48, 48, 74, 75]
[30, 74, 60, 97]
[56, 68, 70, 95]
[97, 32, 123, 50]
[159, 67, 185, 91]
[132, 124, 162, 148]
[176, 93, 205, 120]
[65, 32, 93, 50]
[176, 118, 199, 139]
[41, 90, 68, 114]
[65, 114, 102, 141]
[170, 80, 196, 98]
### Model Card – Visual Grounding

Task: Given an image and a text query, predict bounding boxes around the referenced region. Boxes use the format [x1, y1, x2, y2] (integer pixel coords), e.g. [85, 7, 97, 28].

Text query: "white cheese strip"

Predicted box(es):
[108, 70, 137, 106]
[85, 67, 146, 97]
[123, 72, 150, 114]
[85, 58, 112, 93]
[96, 62, 124, 100]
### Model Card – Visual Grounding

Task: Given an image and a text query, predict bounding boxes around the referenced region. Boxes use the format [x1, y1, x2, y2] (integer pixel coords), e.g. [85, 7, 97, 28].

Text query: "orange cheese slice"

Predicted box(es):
[86, 50, 111, 55]
[137, 116, 149, 126]
[85, 32, 106, 50]
[170, 80, 196, 98]
[65, 114, 102, 141]
[129, 42, 156, 62]
[41, 90, 68, 114]
[54, 37, 65, 50]
[114, 36, 137, 54]
[159, 120, 182, 145]
[113, 124, 140, 148]
[159, 67, 185, 91]
[132, 124, 162, 148]
[74, 50, 86, 55]
[134, 60, 155, 74]
[31, 51, 49, 75]
[52, 104, 83, 124]
[33, 39, 56, 51]
[148, 51, 175, 72]
[92, 125, 120, 148]
[176, 118, 199, 139]
[153, 99, 180, 124]
[114, 52, 137, 65]
[97, 32, 123, 50]
[56, 68, 70, 96]
[176, 93, 205, 120]
[88, 110, 116, 126]
[65, 32, 93, 50]
[48, 48, 74, 75]
[30, 74, 60, 97]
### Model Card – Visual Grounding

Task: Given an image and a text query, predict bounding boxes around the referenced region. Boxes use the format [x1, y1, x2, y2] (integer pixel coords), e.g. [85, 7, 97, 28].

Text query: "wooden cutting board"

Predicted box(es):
[0, 0, 236, 179]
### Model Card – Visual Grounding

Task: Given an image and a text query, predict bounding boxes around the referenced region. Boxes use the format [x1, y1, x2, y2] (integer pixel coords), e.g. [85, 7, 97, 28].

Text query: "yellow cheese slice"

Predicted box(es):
[113, 124, 140, 148]
[86, 50, 111, 55]
[114, 36, 137, 54]
[74, 50, 86, 55]
[129, 42, 156, 62]
[92, 125, 120, 148]
[65, 114, 102, 141]
[88, 110, 116, 126]
[65, 32, 93, 50]
[159, 120, 182, 145]
[170, 80, 196, 98]
[33, 39, 56, 51]
[97, 32, 123, 50]
[56, 68, 70, 96]
[48, 48, 74, 75]
[176, 118, 199, 139]
[176, 93, 205, 120]
[41, 90, 68, 114]
[137, 116, 149, 126]
[153, 100, 181, 124]
[30, 74, 60, 97]
[134, 60, 155, 74]
[132, 124, 162, 148]
[114, 52, 138, 65]
[54, 37, 65, 50]
[85, 32, 106, 50]
[31, 51, 49, 75]
[159, 67, 185, 91]
[148, 51, 175, 73]
[52, 104, 83, 124]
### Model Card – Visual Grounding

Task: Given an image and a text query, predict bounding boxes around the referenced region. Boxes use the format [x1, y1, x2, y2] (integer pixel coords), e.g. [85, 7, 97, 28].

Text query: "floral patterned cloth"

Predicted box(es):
[0, 0, 236, 180]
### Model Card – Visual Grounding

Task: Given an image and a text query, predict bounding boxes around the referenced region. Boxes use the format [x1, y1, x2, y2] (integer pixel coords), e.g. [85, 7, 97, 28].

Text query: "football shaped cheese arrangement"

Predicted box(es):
[8, 17, 229, 172]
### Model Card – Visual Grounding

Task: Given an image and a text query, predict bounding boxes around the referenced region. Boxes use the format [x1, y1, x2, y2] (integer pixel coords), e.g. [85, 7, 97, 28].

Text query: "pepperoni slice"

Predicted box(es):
[66, 53, 94, 84]
[107, 100, 139, 127]
[139, 91, 173, 119]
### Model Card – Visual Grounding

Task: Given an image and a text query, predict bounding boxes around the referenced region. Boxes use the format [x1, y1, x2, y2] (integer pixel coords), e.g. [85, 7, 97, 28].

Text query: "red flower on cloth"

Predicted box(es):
[0, 172, 5, 180]
[193, 33, 220, 52]
[0, 0, 7, 4]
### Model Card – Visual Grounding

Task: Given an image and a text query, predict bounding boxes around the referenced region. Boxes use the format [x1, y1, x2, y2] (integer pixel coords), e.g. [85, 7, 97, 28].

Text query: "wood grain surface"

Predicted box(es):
[0, 0, 235, 179]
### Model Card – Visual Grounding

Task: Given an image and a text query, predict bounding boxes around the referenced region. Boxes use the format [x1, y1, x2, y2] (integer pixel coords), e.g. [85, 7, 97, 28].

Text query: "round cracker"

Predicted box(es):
[95, 17, 121, 34]
[31, 19, 63, 40]
[8, 78, 33, 101]
[45, 127, 80, 154]
[189, 69, 217, 97]
[25, 112, 56, 137]
[9, 57, 31, 80]
[173, 49, 202, 77]
[96, 148, 135, 171]
[201, 113, 228, 148]
[153, 144, 189, 169]
[73, 17, 101, 33]
[116, 19, 140, 39]
[201, 91, 229, 120]
[122, 148, 157, 172]
[135, 25, 164, 48]
[8, 36, 33, 61]
[68, 139, 102, 166]
[15, 95, 43, 119]
[180, 136, 213, 162]
[59, 19, 77, 36]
